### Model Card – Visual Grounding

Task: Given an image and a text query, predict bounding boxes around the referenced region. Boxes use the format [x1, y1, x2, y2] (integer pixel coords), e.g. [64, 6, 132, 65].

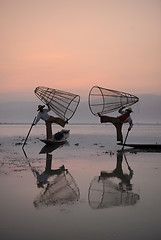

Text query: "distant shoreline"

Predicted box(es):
[0, 122, 161, 126]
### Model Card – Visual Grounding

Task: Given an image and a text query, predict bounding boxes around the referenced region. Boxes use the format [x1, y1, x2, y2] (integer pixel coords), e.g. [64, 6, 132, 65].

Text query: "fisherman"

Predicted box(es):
[98, 107, 133, 143]
[32, 164, 66, 188]
[33, 105, 68, 140]
[100, 151, 134, 191]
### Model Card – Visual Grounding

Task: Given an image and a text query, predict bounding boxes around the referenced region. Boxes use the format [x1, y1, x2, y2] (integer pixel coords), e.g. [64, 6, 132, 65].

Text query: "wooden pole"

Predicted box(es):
[22, 116, 36, 149]
[121, 128, 130, 150]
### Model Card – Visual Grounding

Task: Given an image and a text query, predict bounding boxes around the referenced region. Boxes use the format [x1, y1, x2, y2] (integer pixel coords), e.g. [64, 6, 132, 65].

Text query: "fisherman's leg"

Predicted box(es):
[115, 123, 123, 143]
[99, 115, 116, 124]
[45, 153, 52, 172]
[98, 115, 122, 140]
[48, 116, 66, 128]
[113, 151, 123, 175]
[45, 121, 53, 140]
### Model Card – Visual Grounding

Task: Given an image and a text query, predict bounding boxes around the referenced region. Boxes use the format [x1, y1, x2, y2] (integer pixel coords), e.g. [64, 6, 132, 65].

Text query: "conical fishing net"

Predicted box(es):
[34, 171, 80, 209]
[88, 177, 139, 209]
[88, 86, 139, 115]
[35, 86, 80, 121]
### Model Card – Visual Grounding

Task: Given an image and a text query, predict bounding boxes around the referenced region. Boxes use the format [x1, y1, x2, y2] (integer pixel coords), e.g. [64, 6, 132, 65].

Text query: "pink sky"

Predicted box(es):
[1, 0, 161, 101]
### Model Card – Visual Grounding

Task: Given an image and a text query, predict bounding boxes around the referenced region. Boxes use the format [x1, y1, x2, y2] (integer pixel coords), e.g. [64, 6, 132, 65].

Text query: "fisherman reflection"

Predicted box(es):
[30, 147, 80, 209]
[100, 151, 133, 191]
[32, 142, 68, 188]
[88, 151, 139, 209]
[32, 154, 66, 188]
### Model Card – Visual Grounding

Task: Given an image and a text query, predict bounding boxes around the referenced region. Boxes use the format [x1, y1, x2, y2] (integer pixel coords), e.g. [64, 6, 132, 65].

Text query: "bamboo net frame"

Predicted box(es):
[88, 86, 139, 115]
[35, 86, 80, 121]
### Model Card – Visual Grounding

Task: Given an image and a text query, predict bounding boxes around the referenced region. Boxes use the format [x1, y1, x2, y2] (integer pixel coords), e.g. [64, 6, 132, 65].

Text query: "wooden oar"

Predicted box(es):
[123, 152, 131, 169]
[22, 116, 36, 149]
[122, 128, 130, 150]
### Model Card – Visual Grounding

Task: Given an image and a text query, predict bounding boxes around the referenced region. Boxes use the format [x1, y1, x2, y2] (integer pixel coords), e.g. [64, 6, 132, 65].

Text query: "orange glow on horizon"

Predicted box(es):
[1, 0, 161, 99]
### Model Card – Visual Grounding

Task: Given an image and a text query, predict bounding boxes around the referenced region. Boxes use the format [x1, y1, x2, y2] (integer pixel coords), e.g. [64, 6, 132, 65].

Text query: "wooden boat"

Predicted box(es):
[40, 129, 70, 145]
[117, 143, 161, 150]
[40, 138, 67, 145]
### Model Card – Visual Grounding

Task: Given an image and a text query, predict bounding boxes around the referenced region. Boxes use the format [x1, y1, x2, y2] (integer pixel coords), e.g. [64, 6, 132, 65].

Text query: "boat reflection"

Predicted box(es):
[88, 151, 140, 209]
[29, 142, 80, 209]
[39, 140, 68, 154]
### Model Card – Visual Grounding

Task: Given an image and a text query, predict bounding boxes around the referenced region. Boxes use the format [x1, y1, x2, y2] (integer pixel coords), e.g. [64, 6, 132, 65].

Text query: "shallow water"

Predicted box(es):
[0, 124, 161, 240]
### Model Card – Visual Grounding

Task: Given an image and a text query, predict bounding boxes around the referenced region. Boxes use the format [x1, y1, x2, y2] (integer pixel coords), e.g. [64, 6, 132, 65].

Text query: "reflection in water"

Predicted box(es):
[88, 151, 140, 209]
[29, 142, 80, 209]
[39, 141, 69, 154]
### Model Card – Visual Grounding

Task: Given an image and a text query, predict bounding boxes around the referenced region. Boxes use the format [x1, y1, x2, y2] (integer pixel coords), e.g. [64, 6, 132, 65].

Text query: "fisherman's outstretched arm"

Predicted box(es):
[118, 106, 125, 114]
[46, 104, 51, 111]
[33, 113, 41, 125]
[128, 119, 133, 131]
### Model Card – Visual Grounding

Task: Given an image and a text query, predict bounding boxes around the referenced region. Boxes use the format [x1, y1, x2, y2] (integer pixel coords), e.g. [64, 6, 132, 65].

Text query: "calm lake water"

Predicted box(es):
[0, 124, 161, 240]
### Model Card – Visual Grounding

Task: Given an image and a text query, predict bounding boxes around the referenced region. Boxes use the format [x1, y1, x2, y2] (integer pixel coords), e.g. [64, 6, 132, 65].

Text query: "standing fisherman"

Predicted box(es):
[98, 107, 133, 143]
[33, 105, 68, 140]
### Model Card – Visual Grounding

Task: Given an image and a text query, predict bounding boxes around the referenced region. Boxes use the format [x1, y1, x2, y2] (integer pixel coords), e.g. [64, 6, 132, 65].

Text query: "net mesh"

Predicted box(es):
[34, 171, 80, 209]
[35, 86, 80, 120]
[88, 177, 139, 209]
[88, 86, 139, 115]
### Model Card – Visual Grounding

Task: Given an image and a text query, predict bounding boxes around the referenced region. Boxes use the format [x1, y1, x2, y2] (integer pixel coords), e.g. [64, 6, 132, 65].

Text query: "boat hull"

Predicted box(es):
[117, 143, 161, 150]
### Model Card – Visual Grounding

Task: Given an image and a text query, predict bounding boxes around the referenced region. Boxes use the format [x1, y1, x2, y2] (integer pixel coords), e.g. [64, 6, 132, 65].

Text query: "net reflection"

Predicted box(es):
[88, 151, 140, 209]
[29, 142, 80, 209]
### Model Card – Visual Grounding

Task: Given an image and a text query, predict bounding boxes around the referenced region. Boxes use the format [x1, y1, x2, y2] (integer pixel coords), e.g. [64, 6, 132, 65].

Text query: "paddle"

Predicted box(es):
[122, 128, 130, 150]
[123, 152, 131, 169]
[22, 116, 36, 149]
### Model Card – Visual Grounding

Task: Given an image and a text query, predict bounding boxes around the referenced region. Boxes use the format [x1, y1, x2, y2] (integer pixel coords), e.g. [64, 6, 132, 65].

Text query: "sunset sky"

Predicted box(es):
[1, 0, 161, 103]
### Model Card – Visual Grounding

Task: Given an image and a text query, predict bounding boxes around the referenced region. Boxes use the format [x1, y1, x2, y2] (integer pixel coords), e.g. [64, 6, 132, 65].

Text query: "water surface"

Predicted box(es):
[0, 124, 161, 240]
